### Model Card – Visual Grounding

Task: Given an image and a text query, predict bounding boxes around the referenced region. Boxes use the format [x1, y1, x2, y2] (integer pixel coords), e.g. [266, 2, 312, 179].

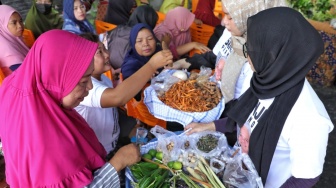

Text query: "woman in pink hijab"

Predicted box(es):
[0, 29, 140, 187]
[154, 6, 210, 60]
[0, 5, 29, 76]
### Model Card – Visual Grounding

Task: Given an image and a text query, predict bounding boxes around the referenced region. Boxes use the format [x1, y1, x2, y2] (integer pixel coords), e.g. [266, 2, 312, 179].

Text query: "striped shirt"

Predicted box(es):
[85, 163, 120, 188]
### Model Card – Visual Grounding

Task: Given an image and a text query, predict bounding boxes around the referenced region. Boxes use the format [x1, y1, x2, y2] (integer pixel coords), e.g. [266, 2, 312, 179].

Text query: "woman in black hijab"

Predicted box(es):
[104, 0, 136, 25]
[186, 7, 334, 188]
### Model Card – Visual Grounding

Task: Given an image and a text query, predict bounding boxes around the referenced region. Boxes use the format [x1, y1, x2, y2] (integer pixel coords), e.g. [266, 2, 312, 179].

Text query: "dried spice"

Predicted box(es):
[159, 78, 222, 112]
[196, 134, 219, 153]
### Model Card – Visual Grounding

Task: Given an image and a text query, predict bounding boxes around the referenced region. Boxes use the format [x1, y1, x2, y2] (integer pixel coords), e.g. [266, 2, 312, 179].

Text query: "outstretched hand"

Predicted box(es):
[193, 42, 211, 53]
[184, 122, 216, 135]
[167, 58, 191, 70]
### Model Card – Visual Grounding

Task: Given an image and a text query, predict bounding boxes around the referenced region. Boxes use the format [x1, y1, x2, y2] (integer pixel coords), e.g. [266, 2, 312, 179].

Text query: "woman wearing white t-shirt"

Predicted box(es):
[187, 7, 334, 188]
[75, 33, 173, 153]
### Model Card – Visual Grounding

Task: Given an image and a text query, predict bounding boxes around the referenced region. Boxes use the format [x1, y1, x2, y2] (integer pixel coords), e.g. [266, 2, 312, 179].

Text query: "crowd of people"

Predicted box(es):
[0, 0, 334, 187]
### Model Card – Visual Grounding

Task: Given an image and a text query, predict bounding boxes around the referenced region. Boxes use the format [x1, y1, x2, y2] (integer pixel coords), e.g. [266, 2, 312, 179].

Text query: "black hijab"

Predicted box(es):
[226, 7, 324, 184]
[104, 0, 135, 25]
[127, 5, 158, 29]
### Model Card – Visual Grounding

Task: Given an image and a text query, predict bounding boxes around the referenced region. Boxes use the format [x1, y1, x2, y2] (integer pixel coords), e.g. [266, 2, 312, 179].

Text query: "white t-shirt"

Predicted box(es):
[213, 28, 232, 62]
[235, 62, 253, 99]
[75, 75, 120, 153]
[241, 79, 333, 187]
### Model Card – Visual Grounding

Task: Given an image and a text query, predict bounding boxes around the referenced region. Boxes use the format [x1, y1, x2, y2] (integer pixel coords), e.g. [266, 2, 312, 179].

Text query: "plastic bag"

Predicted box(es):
[178, 149, 199, 168]
[150, 126, 182, 164]
[210, 158, 226, 174]
[191, 131, 228, 158]
[150, 69, 180, 97]
[195, 66, 213, 85]
[223, 153, 263, 188]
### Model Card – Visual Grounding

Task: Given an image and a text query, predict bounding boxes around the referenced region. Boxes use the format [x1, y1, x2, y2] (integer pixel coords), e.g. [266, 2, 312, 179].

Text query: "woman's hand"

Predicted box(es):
[109, 144, 141, 172]
[148, 49, 173, 70]
[193, 42, 211, 53]
[169, 58, 191, 69]
[184, 122, 216, 135]
[161, 33, 171, 47]
[194, 18, 203, 25]
[215, 58, 225, 81]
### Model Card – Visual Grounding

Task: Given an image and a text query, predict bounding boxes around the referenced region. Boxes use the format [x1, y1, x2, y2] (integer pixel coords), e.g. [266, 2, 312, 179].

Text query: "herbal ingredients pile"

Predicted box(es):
[128, 126, 262, 188]
[158, 72, 222, 112]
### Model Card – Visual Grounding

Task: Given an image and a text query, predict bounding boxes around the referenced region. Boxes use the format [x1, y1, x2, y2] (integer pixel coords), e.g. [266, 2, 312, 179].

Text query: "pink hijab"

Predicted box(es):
[0, 5, 29, 75]
[154, 7, 194, 55]
[0, 30, 106, 187]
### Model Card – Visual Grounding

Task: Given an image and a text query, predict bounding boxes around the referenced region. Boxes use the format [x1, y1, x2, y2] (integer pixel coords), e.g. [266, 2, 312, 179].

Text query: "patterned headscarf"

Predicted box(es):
[218, 0, 288, 103]
[223, 0, 288, 36]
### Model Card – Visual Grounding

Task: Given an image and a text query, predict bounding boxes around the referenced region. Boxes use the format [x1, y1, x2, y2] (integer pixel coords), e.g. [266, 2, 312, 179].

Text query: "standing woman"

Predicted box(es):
[159, 0, 188, 14]
[0, 29, 140, 187]
[25, 0, 63, 39]
[104, 0, 136, 25]
[0, 5, 29, 76]
[62, 0, 95, 34]
[226, 7, 333, 187]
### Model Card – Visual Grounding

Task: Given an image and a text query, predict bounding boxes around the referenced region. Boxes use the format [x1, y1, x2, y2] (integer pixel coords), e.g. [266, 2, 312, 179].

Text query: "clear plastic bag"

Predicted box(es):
[210, 158, 226, 174]
[223, 153, 263, 188]
[150, 126, 182, 164]
[195, 66, 213, 85]
[191, 131, 228, 158]
[178, 149, 199, 168]
[150, 69, 181, 97]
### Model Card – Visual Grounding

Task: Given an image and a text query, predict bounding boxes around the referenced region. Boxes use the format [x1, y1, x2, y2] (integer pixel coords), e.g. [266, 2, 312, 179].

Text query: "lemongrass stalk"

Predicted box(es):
[198, 160, 220, 188]
[187, 167, 204, 181]
[200, 156, 226, 188]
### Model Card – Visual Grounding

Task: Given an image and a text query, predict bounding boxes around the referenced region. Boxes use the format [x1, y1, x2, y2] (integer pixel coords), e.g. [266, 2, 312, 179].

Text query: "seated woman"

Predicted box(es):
[0, 29, 140, 187]
[104, 0, 136, 25]
[154, 7, 210, 60]
[159, 0, 188, 14]
[62, 0, 95, 34]
[75, 33, 172, 153]
[0, 5, 29, 76]
[194, 0, 221, 27]
[121, 23, 165, 100]
[25, 0, 63, 39]
[104, 5, 158, 71]
[186, 7, 334, 188]
[136, 0, 163, 11]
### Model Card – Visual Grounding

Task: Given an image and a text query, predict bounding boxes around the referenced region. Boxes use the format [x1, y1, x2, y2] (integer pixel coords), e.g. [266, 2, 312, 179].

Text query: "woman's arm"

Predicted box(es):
[176, 42, 210, 56]
[86, 144, 141, 188]
[280, 175, 320, 188]
[100, 50, 173, 108]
